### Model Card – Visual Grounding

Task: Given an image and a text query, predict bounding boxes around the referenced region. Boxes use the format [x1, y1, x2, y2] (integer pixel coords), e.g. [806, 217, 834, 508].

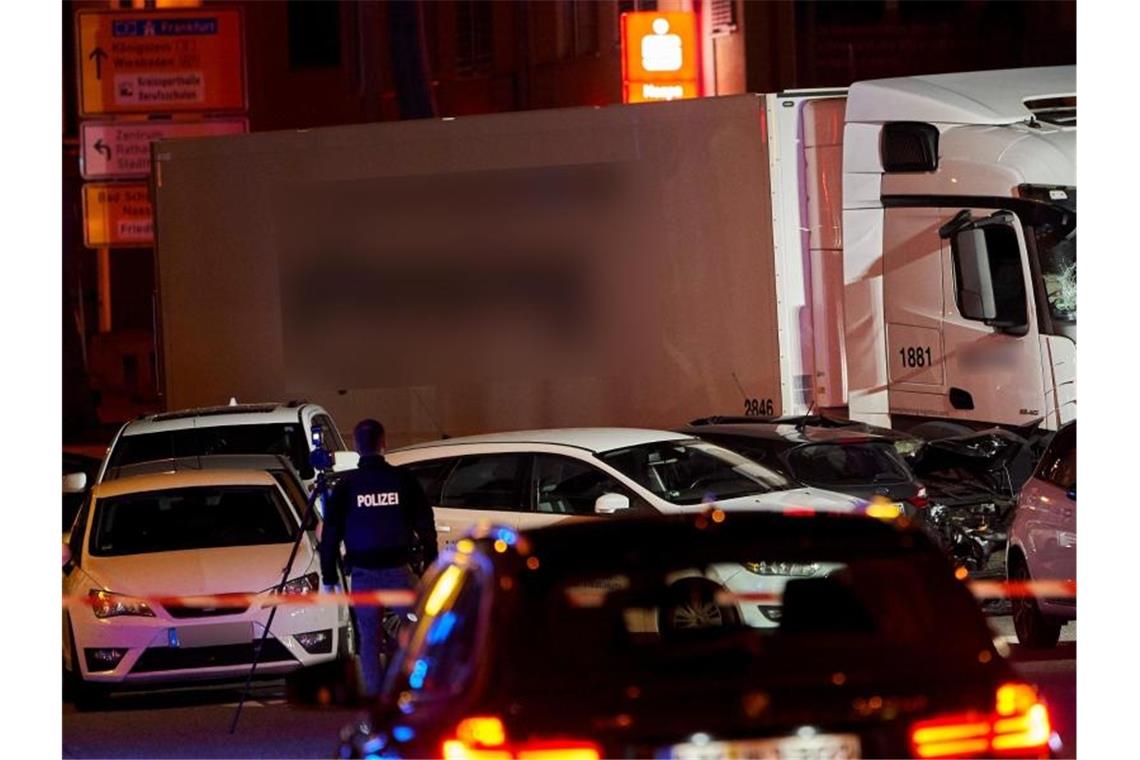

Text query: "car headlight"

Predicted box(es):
[269, 572, 320, 595]
[743, 562, 820, 576]
[90, 589, 155, 619]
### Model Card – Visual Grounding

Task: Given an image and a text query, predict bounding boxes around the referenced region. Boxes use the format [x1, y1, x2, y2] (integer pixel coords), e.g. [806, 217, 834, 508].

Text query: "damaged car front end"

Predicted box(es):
[909, 427, 1047, 578]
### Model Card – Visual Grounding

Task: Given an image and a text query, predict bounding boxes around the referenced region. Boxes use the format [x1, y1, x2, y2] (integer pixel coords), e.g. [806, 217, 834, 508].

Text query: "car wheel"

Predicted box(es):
[66, 620, 109, 711]
[659, 580, 740, 635]
[1009, 555, 1061, 649]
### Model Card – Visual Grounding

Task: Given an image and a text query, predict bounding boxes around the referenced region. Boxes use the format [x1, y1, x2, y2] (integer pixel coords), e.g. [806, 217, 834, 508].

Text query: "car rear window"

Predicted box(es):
[510, 538, 991, 694]
[107, 424, 311, 479]
[89, 485, 297, 556]
[786, 442, 911, 486]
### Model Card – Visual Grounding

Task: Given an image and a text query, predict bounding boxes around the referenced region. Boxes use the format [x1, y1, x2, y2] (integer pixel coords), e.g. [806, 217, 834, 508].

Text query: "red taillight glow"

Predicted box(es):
[908, 485, 929, 509]
[443, 717, 600, 760]
[909, 683, 1051, 758]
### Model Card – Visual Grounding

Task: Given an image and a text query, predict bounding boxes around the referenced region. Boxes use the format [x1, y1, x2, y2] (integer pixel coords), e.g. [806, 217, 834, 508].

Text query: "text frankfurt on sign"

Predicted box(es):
[80, 119, 248, 180]
[82, 183, 154, 248]
[76, 9, 246, 117]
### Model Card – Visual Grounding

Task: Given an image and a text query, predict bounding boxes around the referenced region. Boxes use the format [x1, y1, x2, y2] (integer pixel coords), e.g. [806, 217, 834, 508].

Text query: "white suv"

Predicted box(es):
[389, 428, 875, 631]
[97, 401, 353, 493]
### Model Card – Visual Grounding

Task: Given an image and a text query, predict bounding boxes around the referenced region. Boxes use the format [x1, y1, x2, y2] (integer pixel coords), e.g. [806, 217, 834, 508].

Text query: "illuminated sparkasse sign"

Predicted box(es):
[620, 11, 700, 104]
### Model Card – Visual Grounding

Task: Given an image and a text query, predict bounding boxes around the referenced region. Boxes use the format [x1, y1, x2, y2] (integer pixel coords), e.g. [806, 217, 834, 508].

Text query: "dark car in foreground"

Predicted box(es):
[679, 417, 927, 515]
[338, 513, 1055, 759]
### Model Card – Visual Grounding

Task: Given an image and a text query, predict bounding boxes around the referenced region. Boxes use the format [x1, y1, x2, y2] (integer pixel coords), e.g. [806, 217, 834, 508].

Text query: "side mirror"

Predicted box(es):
[951, 228, 998, 321]
[945, 211, 1029, 333]
[62, 542, 73, 568]
[63, 472, 87, 494]
[332, 451, 360, 472]
[595, 493, 630, 515]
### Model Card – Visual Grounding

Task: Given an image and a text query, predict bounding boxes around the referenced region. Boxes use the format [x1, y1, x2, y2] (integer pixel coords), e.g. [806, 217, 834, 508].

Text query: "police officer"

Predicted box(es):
[319, 418, 438, 697]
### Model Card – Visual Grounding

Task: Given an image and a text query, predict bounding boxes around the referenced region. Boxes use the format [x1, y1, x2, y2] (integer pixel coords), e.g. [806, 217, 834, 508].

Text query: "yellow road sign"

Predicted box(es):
[82, 183, 154, 248]
[76, 8, 246, 117]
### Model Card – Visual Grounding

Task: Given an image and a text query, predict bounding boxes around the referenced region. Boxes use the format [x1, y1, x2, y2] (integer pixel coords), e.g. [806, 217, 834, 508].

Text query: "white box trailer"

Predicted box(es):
[152, 66, 1074, 445]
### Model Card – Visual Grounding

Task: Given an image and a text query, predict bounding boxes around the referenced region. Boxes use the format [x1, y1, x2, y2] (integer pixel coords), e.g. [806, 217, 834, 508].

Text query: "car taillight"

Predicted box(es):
[909, 682, 1051, 758]
[907, 485, 929, 509]
[442, 716, 600, 760]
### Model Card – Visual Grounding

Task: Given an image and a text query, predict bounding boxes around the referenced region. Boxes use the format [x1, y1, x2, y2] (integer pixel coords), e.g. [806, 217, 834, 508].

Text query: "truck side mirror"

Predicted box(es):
[951, 228, 997, 321]
[946, 212, 1029, 334]
[595, 493, 630, 515]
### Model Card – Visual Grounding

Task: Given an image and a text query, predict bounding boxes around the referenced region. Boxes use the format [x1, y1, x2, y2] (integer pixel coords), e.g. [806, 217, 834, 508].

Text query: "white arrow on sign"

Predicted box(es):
[80, 118, 248, 180]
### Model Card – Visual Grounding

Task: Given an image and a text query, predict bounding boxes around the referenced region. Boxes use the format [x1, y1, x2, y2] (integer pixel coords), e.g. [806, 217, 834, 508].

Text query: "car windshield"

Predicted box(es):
[787, 442, 911, 487]
[107, 424, 311, 478]
[89, 485, 297, 556]
[598, 440, 792, 505]
[509, 533, 993, 697]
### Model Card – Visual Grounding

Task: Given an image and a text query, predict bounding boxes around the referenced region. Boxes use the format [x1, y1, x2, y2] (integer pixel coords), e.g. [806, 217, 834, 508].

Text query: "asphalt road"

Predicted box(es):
[62, 617, 1076, 759]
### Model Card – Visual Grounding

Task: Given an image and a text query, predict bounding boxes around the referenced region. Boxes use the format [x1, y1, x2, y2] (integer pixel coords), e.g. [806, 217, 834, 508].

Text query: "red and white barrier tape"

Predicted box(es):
[61, 589, 417, 610]
[715, 580, 1075, 606]
[63, 579, 1075, 612]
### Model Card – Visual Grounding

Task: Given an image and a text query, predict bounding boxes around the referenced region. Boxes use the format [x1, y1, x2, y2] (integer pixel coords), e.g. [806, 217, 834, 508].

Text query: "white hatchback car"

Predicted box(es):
[388, 428, 875, 631]
[1007, 420, 1076, 647]
[62, 469, 350, 707]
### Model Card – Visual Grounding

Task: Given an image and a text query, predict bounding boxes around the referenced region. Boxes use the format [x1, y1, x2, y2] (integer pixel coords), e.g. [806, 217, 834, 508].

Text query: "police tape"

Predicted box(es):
[62, 589, 418, 611]
[62, 579, 1075, 612]
[714, 579, 1076, 606]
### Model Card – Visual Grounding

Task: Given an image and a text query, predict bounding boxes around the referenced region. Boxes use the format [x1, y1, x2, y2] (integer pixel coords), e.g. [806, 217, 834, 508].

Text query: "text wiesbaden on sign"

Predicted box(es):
[621, 11, 700, 104]
[76, 8, 246, 117]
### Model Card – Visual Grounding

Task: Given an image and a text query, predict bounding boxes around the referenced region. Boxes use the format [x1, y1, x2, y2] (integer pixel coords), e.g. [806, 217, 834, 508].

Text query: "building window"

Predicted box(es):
[617, 0, 658, 15]
[559, 0, 599, 59]
[616, 0, 658, 41]
[288, 1, 342, 69]
[455, 0, 493, 77]
[709, 0, 738, 36]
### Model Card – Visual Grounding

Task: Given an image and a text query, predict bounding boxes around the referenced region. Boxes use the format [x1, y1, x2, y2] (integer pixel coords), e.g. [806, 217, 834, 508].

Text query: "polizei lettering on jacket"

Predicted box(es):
[356, 492, 401, 507]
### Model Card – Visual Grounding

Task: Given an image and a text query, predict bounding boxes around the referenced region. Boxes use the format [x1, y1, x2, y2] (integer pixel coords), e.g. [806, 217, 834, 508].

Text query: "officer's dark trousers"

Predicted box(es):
[350, 565, 416, 697]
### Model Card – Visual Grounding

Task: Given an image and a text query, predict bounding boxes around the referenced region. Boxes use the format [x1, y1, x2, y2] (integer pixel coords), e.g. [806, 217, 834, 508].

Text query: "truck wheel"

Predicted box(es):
[1009, 555, 1061, 649]
[910, 420, 975, 441]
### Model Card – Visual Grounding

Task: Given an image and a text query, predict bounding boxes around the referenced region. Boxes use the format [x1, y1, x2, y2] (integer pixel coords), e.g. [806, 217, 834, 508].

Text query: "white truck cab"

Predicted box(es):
[835, 67, 1075, 433]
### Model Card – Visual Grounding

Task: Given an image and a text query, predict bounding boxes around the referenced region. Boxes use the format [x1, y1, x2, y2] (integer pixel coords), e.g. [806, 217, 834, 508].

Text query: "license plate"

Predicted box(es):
[668, 734, 861, 760]
[172, 622, 253, 648]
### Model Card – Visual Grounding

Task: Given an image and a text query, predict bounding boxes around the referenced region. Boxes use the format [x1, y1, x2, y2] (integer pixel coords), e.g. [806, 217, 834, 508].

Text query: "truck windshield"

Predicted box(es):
[1036, 226, 1076, 323]
[598, 441, 792, 505]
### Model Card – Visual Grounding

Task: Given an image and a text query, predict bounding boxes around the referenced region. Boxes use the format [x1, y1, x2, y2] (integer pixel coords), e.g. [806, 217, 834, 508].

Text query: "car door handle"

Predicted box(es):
[438, 525, 452, 533]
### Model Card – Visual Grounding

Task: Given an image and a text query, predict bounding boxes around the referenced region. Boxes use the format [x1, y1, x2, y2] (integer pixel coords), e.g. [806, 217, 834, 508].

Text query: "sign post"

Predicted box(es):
[72, 7, 248, 368]
[82, 183, 154, 248]
[80, 117, 248, 180]
[76, 8, 247, 117]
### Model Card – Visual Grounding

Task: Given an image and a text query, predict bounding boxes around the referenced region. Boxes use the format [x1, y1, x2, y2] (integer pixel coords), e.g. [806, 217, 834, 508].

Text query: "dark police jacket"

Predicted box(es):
[319, 454, 438, 584]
